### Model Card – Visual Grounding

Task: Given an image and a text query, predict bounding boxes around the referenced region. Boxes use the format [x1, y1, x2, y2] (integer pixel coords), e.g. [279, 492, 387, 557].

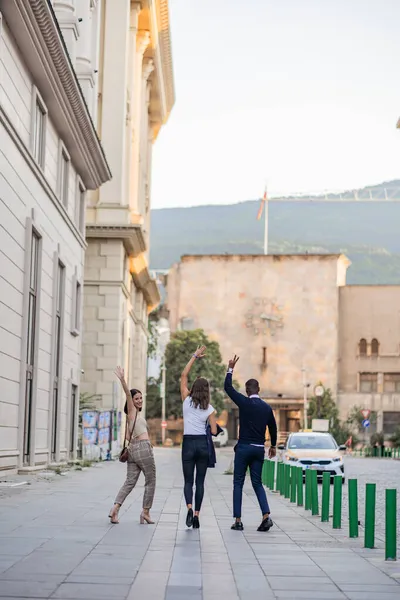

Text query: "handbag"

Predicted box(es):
[119, 411, 138, 463]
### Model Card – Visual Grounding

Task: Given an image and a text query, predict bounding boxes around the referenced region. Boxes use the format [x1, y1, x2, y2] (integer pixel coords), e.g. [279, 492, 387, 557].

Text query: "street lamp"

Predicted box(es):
[160, 358, 166, 445]
[156, 325, 170, 445]
[302, 367, 310, 430]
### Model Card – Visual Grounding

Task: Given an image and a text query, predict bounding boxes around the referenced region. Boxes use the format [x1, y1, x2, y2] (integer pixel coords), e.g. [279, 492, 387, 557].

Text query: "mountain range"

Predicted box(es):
[149, 181, 400, 284]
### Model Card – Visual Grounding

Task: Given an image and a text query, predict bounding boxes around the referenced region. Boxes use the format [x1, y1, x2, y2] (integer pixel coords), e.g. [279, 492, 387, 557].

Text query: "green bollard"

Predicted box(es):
[333, 476, 342, 529]
[276, 461, 281, 492]
[262, 460, 267, 486]
[385, 489, 397, 561]
[290, 466, 297, 503]
[280, 462, 286, 496]
[364, 483, 376, 549]
[348, 479, 359, 538]
[297, 467, 304, 506]
[271, 460, 276, 491]
[321, 472, 330, 522]
[305, 469, 312, 510]
[311, 469, 319, 515]
[284, 464, 291, 498]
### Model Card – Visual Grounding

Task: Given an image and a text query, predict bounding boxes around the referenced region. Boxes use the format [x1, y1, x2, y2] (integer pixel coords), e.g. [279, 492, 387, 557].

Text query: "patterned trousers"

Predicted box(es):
[115, 440, 156, 509]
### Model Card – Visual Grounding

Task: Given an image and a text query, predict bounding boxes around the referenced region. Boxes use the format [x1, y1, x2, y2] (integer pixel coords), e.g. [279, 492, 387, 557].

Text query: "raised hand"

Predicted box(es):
[228, 355, 240, 369]
[194, 345, 206, 359]
[114, 366, 125, 381]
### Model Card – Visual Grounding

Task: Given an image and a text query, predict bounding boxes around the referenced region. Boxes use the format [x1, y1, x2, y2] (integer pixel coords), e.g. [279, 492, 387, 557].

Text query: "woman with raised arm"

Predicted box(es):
[181, 345, 218, 529]
[109, 366, 156, 525]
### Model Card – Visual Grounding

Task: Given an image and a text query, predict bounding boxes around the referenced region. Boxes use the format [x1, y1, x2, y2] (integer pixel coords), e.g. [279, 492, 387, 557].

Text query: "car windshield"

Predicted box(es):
[288, 435, 337, 450]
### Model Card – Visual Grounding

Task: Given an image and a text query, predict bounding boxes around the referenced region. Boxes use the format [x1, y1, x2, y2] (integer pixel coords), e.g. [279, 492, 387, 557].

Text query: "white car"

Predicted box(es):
[279, 432, 346, 482]
[213, 427, 228, 447]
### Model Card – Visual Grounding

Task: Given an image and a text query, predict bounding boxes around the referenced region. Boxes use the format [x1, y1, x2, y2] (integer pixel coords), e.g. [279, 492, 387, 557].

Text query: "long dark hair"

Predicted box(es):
[190, 377, 210, 410]
[124, 388, 142, 414]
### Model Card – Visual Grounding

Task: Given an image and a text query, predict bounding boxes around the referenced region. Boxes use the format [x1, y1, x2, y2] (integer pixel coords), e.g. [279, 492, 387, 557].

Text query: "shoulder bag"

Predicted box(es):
[119, 411, 138, 463]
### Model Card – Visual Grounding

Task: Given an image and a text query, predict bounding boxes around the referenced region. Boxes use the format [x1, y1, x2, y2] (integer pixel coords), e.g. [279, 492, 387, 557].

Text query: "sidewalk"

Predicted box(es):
[0, 448, 399, 600]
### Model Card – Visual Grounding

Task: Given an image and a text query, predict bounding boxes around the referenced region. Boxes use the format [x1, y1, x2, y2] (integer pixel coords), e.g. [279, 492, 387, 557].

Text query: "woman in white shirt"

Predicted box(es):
[180, 345, 217, 529]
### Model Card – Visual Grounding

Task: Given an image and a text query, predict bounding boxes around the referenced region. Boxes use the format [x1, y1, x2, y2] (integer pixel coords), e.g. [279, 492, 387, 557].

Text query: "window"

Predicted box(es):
[262, 347, 267, 365]
[24, 230, 41, 463]
[359, 339, 367, 357]
[359, 373, 378, 393]
[51, 261, 65, 460]
[383, 373, 400, 393]
[70, 384, 78, 453]
[72, 279, 81, 335]
[76, 180, 86, 233]
[58, 145, 70, 208]
[31, 88, 47, 169]
[383, 412, 400, 435]
[371, 338, 379, 357]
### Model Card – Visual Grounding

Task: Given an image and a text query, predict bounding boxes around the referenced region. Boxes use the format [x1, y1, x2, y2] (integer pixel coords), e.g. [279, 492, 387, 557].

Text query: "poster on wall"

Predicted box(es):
[98, 428, 110, 445]
[83, 428, 98, 445]
[98, 412, 111, 430]
[82, 412, 98, 428]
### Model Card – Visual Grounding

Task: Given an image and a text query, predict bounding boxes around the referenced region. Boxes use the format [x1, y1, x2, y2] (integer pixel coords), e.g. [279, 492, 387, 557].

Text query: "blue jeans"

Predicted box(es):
[233, 443, 270, 518]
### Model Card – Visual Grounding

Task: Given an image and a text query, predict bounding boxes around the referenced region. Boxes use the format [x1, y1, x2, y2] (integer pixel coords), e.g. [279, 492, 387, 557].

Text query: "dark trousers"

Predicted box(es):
[182, 435, 209, 512]
[233, 442, 270, 518]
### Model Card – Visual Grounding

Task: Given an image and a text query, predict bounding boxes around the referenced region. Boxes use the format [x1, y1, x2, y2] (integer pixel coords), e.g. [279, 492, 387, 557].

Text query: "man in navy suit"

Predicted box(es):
[224, 355, 277, 532]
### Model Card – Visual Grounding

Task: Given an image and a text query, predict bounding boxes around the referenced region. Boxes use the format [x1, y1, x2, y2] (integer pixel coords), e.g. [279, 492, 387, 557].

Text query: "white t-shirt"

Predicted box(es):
[183, 396, 215, 435]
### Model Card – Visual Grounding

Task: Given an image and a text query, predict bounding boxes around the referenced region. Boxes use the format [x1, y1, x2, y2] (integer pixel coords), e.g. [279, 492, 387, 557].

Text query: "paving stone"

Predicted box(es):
[267, 576, 339, 591]
[126, 571, 169, 600]
[52, 583, 131, 599]
[0, 580, 59, 598]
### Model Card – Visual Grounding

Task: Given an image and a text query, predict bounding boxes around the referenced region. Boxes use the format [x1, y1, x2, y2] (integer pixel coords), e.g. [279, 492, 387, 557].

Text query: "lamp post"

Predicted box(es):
[160, 358, 166, 445]
[302, 367, 308, 430]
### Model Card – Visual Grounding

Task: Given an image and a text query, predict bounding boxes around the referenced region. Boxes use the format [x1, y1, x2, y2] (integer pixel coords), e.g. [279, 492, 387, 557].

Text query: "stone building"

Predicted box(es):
[0, 0, 111, 471]
[338, 285, 400, 435]
[166, 254, 400, 440]
[81, 1, 174, 414]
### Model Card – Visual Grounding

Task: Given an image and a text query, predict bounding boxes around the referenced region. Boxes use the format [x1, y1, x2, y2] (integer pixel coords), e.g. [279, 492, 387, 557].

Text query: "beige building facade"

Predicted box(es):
[338, 285, 400, 434]
[0, 0, 111, 471]
[81, 1, 174, 416]
[167, 255, 400, 439]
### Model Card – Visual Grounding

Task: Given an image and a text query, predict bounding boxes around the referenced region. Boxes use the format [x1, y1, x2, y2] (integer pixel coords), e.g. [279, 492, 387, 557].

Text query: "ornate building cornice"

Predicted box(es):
[0, 0, 112, 189]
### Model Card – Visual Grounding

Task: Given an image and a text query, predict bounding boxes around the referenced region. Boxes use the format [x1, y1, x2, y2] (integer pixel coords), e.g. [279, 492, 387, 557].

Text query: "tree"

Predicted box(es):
[389, 427, 400, 447]
[146, 377, 162, 419]
[147, 308, 160, 360]
[164, 329, 227, 418]
[307, 387, 353, 445]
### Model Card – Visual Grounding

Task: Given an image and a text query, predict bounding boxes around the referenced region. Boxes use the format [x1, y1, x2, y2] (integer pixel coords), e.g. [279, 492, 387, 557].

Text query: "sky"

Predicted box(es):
[151, 0, 400, 209]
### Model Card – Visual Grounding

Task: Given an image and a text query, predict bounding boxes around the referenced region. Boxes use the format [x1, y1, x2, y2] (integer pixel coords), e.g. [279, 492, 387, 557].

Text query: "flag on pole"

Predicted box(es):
[257, 189, 267, 220]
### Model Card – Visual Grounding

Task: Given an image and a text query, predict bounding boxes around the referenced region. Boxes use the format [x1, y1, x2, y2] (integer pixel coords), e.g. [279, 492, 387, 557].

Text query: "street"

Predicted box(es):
[0, 448, 399, 600]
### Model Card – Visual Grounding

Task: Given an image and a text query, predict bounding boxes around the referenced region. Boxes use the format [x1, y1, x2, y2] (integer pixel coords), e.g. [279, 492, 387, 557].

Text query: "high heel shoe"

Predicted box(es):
[140, 511, 154, 525]
[109, 507, 120, 524]
[192, 515, 200, 529]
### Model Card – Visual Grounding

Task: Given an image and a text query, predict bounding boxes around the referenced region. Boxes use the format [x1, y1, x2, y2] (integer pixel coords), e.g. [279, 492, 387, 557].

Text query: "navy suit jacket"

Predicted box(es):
[206, 423, 223, 468]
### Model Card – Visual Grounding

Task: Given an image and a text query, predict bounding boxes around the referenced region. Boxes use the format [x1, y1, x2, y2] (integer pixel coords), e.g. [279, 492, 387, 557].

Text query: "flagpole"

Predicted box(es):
[263, 187, 268, 255]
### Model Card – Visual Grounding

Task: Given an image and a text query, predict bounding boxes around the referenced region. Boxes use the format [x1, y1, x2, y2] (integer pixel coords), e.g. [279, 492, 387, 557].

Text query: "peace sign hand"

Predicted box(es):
[228, 355, 240, 369]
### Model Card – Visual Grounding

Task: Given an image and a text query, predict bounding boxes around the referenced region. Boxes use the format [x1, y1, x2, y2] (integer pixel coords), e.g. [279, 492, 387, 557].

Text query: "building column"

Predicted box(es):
[129, 31, 151, 215]
[53, 1, 79, 65]
[138, 61, 154, 218]
[126, 2, 142, 213]
[98, 0, 131, 206]
[75, 0, 95, 113]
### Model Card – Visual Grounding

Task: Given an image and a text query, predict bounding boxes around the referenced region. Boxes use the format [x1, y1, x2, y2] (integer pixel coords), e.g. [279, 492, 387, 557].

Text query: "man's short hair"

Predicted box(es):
[245, 378, 260, 393]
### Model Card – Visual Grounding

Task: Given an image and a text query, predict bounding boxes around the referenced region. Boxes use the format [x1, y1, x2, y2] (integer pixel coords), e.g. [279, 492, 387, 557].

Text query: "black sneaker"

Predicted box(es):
[186, 508, 194, 528]
[193, 516, 200, 529]
[257, 516, 273, 532]
[231, 521, 244, 531]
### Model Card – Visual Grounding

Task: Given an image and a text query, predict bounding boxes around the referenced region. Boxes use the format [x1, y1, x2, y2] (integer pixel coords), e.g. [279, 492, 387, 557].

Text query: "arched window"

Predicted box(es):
[359, 339, 367, 357]
[371, 338, 379, 357]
